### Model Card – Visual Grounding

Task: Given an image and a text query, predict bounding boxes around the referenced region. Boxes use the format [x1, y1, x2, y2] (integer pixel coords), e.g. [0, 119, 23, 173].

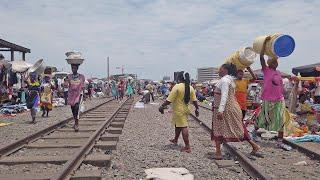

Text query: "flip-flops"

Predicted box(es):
[169, 139, 178, 145]
[250, 151, 264, 158]
[210, 153, 223, 160]
[73, 124, 79, 132]
[180, 147, 191, 153]
[212, 155, 223, 160]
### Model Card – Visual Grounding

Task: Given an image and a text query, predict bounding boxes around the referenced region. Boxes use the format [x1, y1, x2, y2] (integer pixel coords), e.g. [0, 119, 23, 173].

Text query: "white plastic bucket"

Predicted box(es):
[224, 47, 257, 70]
[239, 47, 257, 66]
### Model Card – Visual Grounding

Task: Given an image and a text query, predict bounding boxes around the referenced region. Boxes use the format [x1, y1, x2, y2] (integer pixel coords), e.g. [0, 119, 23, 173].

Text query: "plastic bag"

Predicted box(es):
[80, 103, 85, 113]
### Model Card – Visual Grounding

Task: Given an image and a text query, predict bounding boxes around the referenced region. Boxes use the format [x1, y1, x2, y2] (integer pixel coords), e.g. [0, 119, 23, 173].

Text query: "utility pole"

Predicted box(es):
[107, 57, 110, 81]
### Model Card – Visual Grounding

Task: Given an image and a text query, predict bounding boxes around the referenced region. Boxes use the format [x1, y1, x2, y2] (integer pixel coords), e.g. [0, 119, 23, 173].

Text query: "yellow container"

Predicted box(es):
[253, 34, 280, 57]
[224, 47, 257, 70]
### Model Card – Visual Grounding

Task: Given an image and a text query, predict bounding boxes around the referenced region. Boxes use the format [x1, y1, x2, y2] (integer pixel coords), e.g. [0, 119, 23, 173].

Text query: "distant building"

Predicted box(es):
[174, 71, 184, 82]
[163, 76, 170, 81]
[110, 74, 137, 81]
[197, 67, 219, 82]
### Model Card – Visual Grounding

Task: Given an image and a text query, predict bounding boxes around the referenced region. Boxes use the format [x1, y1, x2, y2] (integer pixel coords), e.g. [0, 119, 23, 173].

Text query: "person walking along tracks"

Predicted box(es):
[159, 72, 199, 153]
[111, 80, 119, 100]
[40, 73, 54, 117]
[65, 52, 85, 132]
[212, 64, 261, 159]
[26, 72, 40, 123]
[67, 64, 85, 132]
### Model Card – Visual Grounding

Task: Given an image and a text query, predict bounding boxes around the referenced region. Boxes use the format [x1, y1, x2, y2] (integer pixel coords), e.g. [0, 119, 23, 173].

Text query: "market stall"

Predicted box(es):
[285, 64, 320, 137]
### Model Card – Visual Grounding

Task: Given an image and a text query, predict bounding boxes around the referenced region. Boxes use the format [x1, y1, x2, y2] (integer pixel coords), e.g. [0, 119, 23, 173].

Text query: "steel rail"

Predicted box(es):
[189, 113, 271, 180]
[199, 105, 320, 162]
[198, 104, 212, 111]
[0, 98, 114, 157]
[51, 98, 133, 180]
[283, 139, 320, 161]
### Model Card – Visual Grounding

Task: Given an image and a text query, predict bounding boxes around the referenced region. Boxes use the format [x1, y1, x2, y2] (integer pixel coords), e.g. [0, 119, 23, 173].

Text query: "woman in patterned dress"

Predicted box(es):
[212, 64, 261, 159]
[40, 75, 54, 117]
[67, 64, 85, 132]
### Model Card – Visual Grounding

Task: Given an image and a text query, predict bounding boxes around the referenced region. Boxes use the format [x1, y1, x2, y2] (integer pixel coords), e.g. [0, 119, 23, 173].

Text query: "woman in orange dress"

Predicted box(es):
[212, 64, 261, 159]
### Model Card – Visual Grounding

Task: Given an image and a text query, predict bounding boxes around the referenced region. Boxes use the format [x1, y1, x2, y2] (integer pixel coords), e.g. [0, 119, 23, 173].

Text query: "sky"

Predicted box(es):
[0, 0, 319, 80]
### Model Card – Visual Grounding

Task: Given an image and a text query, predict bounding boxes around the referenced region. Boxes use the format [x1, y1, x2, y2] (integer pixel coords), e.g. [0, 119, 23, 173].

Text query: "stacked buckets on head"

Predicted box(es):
[253, 33, 295, 57]
[224, 47, 257, 70]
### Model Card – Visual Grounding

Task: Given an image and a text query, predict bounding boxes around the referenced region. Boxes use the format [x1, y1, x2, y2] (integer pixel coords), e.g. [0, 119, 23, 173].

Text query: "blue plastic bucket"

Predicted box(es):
[272, 35, 295, 57]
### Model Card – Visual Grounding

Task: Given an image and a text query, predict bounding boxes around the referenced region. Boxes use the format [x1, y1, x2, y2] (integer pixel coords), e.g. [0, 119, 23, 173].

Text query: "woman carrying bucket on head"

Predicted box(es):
[256, 36, 286, 146]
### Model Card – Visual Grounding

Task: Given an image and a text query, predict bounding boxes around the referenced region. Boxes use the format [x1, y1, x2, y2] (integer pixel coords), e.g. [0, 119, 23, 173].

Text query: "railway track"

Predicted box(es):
[193, 105, 320, 179]
[0, 98, 134, 180]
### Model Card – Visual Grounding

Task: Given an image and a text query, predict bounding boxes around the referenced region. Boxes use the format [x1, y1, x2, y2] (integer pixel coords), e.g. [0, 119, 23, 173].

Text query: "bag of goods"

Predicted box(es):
[10, 60, 33, 73]
[253, 33, 295, 57]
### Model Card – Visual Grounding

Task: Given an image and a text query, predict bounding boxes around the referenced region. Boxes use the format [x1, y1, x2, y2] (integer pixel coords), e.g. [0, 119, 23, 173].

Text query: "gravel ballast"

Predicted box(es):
[0, 97, 110, 146]
[199, 104, 320, 179]
[103, 100, 250, 179]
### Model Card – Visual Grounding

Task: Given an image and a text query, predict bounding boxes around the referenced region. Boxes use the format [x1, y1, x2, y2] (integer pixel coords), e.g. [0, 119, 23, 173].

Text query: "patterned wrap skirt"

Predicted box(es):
[211, 87, 250, 142]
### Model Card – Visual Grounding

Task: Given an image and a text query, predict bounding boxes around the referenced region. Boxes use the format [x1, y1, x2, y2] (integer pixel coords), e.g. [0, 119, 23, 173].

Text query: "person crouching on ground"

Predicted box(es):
[212, 64, 261, 159]
[159, 72, 199, 153]
[67, 64, 85, 132]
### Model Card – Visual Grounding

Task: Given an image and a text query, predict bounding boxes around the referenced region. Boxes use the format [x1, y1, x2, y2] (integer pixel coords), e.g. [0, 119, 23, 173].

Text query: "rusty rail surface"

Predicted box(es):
[189, 113, 271, 180]
[283, 139, 320, 161]
[198, 104, 212, 111]
[199, 105, 320, 162]
[52, 98, 133, 180]
[0, 98, 114, 157]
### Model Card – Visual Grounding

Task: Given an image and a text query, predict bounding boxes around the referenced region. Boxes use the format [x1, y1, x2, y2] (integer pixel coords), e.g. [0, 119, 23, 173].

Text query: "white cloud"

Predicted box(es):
[0, 0, 319, 79]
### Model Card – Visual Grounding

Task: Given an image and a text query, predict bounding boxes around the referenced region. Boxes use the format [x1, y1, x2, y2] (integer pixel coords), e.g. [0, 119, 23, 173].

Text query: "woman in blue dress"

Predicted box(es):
[111, 81, 119, 100]
[126, 79, 134, 98]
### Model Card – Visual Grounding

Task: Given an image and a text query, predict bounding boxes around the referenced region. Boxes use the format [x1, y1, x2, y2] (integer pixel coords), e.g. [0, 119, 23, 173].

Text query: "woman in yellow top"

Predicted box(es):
[159, 72, 199, 153]
[235, 67, 256, 118]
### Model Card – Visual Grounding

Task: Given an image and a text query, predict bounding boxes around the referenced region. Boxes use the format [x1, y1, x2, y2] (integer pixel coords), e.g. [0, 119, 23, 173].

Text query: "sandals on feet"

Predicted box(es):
[74, 125, 79, 132]
[180, 147, 191, 153]
[250, 151, 264, 158]
[212, 154, 223, 160]
[169, 139, 178, 145]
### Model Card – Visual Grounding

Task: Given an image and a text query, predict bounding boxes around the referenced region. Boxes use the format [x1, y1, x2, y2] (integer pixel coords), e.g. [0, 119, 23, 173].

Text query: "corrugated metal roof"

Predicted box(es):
[0, 39, 31, 53]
